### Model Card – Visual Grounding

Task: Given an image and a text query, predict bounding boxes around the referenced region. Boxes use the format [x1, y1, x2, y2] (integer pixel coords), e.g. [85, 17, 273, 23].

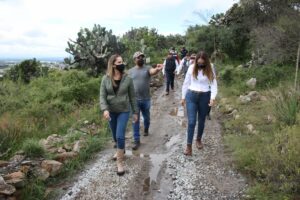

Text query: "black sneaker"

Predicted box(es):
[144, 128, 149, 136]
[132, 141, 140, 150]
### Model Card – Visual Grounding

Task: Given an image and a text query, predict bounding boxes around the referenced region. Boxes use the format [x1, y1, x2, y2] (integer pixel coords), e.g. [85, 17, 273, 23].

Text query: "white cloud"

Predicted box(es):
[0, 0, 234, 58]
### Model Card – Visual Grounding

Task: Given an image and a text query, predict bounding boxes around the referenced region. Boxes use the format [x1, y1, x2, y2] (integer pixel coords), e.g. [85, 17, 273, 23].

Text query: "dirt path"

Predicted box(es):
[60, 78, 247, 200]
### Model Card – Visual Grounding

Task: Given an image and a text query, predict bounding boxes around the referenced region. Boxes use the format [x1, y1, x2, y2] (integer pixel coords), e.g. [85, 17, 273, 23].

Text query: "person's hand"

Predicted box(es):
[181, 99, 186, 107]
[156, 64, 163, 71]
[132, 114, 138, 123]
[103, 110, 110, 121]
[208, 99, 215, 107]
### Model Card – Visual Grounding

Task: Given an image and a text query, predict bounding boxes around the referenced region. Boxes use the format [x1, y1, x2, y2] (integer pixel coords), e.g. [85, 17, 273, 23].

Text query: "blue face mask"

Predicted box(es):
[197, 63, 206, 69]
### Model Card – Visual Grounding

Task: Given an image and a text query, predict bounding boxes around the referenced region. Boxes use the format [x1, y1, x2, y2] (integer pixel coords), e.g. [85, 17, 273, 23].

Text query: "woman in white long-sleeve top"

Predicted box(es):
[181, 51, 218, 156]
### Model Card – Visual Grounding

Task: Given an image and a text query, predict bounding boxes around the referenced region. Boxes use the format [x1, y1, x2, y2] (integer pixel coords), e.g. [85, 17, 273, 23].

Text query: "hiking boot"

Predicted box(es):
[184, 144, 192, 156]
[116, 149, 125, 176]
[113, 149, 126, 161]
[144, 128, 149, 136]
[196, 139, 204, 149]
[132, 141, 140, 150]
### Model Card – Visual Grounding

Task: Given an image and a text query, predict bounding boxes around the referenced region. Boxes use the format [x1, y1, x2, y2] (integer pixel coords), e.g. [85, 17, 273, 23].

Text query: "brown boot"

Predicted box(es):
[116, 149, 125, 176]
[196, 139, 204, 149]
[113, 150, 126, 161]
[184, 144, 192, 156]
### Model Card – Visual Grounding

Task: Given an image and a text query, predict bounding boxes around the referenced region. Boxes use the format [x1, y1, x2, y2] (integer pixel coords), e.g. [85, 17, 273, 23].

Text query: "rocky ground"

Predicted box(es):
[59, 78, 248, 200]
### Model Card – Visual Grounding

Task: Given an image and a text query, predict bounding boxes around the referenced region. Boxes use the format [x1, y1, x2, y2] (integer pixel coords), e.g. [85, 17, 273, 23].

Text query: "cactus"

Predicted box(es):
[65, 24, 125, 76]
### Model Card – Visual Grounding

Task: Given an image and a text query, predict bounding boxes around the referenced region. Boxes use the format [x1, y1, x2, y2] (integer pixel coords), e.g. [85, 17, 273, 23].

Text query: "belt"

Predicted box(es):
[188, 89, 209, 94]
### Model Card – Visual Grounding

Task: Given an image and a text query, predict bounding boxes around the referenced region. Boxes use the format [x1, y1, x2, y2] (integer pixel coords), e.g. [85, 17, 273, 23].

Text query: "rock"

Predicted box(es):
[0, 176, 16, 196]
[73, 141, 81, 153]
[84, 120, 89, 124]
[224, 105, 234, 114]
[63, 144, 73, 151]
[246, 78, 256, 89]
[3, 172, 25, 188]
[20, 165, 30, 174]
[55, 152, 77, 163]
[246, 124, 254, 133]
[266, 115, 274, 123]
[239, 95, 251, 104]
[0, 183, 16, 196]
[41, 160, 63, 177]
[9, 155, 25, 163]
[0, 161, 9, 168]
[46, 134, 64, 147]
[57, 147, 66, 154]
[33, 167, 50, 181]
[247, 91, 260, 101]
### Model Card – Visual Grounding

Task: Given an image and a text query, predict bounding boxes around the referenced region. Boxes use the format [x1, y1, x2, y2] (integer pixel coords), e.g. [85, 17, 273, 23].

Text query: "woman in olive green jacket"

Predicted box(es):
[100, 54, 138, 176]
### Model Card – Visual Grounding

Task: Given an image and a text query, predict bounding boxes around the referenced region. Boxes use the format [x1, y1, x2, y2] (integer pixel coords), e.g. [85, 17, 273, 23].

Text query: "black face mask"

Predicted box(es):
[115, 64, 125, 72]
[137, 59, 144, 67]
[197, 63, 206, 69]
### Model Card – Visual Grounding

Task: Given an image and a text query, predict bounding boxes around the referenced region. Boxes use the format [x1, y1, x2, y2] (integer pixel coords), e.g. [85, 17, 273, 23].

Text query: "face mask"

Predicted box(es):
[115, 64, 125, 72]
[197, 63, 206, 69]
[137, 59, 144, 67]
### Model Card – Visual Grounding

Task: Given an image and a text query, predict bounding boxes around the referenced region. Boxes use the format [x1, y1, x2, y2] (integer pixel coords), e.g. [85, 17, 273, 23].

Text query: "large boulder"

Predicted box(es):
[41, 160, 63, 177]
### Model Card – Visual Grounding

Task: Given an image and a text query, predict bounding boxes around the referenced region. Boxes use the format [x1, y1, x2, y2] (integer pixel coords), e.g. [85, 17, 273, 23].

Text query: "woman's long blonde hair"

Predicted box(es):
[192, 51, 214, 82]
[107, 54, 124, 86]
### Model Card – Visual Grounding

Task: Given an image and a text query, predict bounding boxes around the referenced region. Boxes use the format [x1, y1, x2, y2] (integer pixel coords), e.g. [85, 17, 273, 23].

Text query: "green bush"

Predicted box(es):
[273, 88, 299, 126]
[22, 138, 45, 158]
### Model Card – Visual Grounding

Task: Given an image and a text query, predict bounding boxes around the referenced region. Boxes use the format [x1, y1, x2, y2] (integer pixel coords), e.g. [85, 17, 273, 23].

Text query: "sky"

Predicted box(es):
[0, 0, 237, 58]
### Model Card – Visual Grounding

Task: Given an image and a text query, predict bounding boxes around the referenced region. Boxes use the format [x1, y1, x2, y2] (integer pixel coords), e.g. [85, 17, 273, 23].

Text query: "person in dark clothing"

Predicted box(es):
[180, 46, 188, 59]
[163, 52, 179, 95]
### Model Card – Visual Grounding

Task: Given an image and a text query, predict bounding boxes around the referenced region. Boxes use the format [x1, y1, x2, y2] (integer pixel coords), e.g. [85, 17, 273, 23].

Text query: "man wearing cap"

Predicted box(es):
[128, 51, 163, 150]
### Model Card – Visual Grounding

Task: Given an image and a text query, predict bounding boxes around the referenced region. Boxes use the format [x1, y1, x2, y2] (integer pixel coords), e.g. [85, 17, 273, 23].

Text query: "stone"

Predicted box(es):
[73, 141, 81, 153]
[224, 105, 234, 114]
[57, 147, 66, 154]
[246, 124, 254, 133]
[247, 91, 260, 101]
[239, 95, 251, 104]
[0, 161, 9, 168]
[9, 155, 25, 163]
[33, 167, 50, 181]
[246, 78, 256, 89]
[41, 160, 63, 177]
[55, 152, 77, 163]
[0, 176, 16, 195]
[260, 96, 268, 101]
[3, 172, 25, 188]
[0, 183, 16, 196]
[63, 144, 73, 151]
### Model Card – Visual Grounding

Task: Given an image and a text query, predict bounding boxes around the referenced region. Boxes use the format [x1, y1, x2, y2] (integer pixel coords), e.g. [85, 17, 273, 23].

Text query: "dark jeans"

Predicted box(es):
[109, 112, 130, 149]
[165, 72, 175, 92]
[186, 90, 211, 144]
[132, 99, 151, 142]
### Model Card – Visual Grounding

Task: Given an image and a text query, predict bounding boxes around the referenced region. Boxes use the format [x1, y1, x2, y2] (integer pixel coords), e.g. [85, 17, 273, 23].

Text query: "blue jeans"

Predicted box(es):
[132, 99, 151, 142]
[109, 112, 130, 149]
[165, 72, 175, 92]
[186, 90, 211, 144]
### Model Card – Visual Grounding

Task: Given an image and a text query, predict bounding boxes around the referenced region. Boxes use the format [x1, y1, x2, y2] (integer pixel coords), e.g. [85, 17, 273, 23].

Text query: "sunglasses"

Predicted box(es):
[190, 57, 195, 60]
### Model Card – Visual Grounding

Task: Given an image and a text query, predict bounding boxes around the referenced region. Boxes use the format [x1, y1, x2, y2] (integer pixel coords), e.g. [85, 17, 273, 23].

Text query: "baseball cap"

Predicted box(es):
[133, 51, 145, 59]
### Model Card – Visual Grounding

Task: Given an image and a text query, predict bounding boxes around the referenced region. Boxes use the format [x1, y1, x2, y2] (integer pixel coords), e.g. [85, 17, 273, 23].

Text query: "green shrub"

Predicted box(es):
[273, 88, 299, 126]
[22, 138, 45, 158]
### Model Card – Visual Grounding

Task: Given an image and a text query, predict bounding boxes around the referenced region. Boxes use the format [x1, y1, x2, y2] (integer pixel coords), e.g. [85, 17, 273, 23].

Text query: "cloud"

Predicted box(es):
[0, 0, 235, 58]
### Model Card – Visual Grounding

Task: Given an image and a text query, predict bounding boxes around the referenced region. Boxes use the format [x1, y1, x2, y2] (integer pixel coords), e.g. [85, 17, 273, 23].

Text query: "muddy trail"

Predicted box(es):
[59, 78, 247, 200]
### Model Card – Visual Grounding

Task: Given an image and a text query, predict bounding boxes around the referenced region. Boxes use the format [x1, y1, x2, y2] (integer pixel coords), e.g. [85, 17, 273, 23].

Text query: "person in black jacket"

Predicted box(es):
[163, 52, 179, 95]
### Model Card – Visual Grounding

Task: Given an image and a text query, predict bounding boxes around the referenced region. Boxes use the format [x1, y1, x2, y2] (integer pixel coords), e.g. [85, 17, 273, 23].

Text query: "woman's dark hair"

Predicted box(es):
[192, 51, 214, 82]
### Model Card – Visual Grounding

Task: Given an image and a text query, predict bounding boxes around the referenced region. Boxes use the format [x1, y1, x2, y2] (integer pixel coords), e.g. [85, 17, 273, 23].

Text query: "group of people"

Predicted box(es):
[99, 49, 218, 176]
